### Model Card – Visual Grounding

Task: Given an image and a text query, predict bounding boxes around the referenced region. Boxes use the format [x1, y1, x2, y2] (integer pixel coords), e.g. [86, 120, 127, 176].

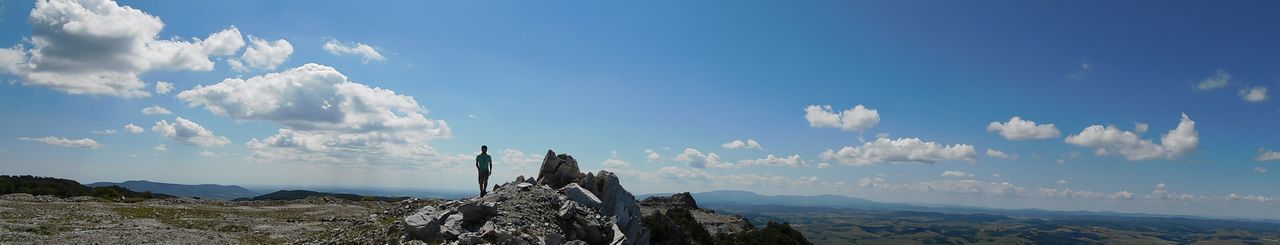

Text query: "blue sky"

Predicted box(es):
[2, 0, 1280, 219]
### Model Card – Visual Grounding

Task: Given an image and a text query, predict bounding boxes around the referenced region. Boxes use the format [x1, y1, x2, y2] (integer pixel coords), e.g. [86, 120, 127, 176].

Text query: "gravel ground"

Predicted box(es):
[0, 193, 440, 244]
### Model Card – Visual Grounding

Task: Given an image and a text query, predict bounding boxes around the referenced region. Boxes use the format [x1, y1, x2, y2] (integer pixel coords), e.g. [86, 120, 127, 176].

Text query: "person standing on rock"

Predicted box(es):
[476, 145, 493, 197]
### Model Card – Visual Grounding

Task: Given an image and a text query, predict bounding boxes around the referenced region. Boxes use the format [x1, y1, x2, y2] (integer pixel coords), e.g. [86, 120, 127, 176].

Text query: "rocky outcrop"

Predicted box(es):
[404, 150, 650, 245]
[536, 150, 583, 189]
[640, 192, 698, 210]
[576, 171, 649, 245]
[640, 193, 753, 236]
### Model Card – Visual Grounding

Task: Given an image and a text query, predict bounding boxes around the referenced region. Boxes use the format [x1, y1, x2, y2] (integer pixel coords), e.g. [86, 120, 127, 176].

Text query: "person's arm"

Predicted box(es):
[475, 157, 480, 169]
[488, 156, 493, 172]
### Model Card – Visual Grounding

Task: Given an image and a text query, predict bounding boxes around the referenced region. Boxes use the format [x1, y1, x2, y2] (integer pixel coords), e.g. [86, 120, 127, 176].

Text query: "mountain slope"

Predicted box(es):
[86, 180, 257, 200]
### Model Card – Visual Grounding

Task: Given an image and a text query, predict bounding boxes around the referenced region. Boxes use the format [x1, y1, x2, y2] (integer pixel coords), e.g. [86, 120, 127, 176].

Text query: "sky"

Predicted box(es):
[2, 0, 1280, 219]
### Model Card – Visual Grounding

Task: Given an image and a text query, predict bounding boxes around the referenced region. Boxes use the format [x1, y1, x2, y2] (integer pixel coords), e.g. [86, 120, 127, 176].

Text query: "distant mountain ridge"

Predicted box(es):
[236, 190, 409, 202]
[87, 180, 257, 200]
[639, 190, 910, 210]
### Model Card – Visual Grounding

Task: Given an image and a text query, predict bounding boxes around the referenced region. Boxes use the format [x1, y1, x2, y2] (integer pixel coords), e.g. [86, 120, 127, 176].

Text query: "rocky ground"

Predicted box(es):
[0, 193, 440, 244]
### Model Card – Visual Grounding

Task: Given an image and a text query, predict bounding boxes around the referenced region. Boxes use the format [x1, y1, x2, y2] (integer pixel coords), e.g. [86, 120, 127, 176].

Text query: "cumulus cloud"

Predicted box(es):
[816, 163, 831, 169]
[141, 105, 171, 115]
[199, 150, 219, 158]
[124, 123, 144, 134]
[1240, 86, 1269, 102]
[986, 117, 1060, 140]
[804, 105, 880, 132]
[151, 117, 229, 147]
[323, 39, 386, 63]
[153, 144, 167, 151]
[644, 149, 662, 162]
[498, 149, 543, 171]
[1039, 187, 1105, 199]
[1195, 69, 1231, 91]
[179, 64, 451, 165]
[601, 150, 630, 169]
[0, 0, 244, 97]
[1133, 122, 1148, 134]
[90, 129, 117, 135]
[1065, 114, 1198, 160]
[1057, 179, 1068, 184]
[655, 166, 711, 181]
[1256, 166, 1268, 173]
[229, 36, 292, 72]
[985, 148, 1012, 159]
[721, 139, 762, 150]
[736, 154, 806, 168]
[18, 136, 99, 149]
[1258, 149, 1280, 162]
[155, 81, 174, 94]
[820, 137, 977, 166]
[940, 171, 972, 177]
[675, 148, 731, 169]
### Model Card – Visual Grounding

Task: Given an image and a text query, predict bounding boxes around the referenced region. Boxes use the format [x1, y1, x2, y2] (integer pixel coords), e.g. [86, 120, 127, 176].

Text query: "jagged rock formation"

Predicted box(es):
[405, 150, 649, 245]
[640, 192, 698, 210]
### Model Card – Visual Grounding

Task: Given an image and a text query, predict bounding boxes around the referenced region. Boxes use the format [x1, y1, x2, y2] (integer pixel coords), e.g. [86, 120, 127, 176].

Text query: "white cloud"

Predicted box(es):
[986, 117, 1060, 140]
[1039, 188, 1105, 199]
[1134, 122, 1149, 134]
[1256, 166, 1268, 173]
[675, 148, 729, 169]
[151, 117, 229, 147]
[1112, 191, 1134, 200]
[90, 129, 117, 135]
[0, 0, 243, 97]
[154, 81, 174, 94]
[1057, 179, 1068, 184]
[816, 163, 831, 169]
[179, 64, 452, 165]
[736, 154, 806, 168]
[140, 105, 171, 115]
[498, 149, 543, 171]
[1195, 69, 1231, 91]
[940, 171, 971, 177]
[153, 144, 167, 151]
[804, 104, 880, 132]
[124, 124, 144, 134]
[601, 150, 630, 169]
[655, 166, 711, 181]
[1240, 86, 1269, 102]
[820, 137, 977, 166]
[323, 39, 386, 63]
[229, 36, 292, 72]
[18, 136, 99, 149]
[1258, 149, 1280, 161]
[985, 148, 1012, 159]
[1064, 63, 1090, 80]
[1065, 114, 1198, 160]
[721, 139, 762, 150]
[644, 149, 662, 162]
[199, 150, 219, 158]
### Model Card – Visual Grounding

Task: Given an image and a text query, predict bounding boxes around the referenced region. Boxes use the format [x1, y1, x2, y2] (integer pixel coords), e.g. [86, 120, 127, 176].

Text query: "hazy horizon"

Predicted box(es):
[3, 0, 1280, 220]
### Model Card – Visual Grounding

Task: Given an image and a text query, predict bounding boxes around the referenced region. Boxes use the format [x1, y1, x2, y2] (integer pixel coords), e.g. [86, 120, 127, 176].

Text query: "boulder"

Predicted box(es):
[404, 206, 457, 241]
[536, 150, 582, 189]
[457, 202, 498, 225]
[560, 183, 602, 211]
[556, 201, 613, 244]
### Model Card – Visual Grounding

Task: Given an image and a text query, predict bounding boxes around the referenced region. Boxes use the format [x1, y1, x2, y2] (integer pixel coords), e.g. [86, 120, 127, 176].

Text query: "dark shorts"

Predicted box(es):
[479, 171, 491, 182]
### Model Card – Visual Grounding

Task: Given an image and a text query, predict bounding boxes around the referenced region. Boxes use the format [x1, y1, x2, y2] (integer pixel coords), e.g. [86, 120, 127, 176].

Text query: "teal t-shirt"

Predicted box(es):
[476, 153, 492, 172]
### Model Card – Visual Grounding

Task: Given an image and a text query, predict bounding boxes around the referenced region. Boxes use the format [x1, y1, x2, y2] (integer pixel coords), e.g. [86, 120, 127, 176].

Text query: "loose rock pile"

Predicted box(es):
[404, 150, 650, 245]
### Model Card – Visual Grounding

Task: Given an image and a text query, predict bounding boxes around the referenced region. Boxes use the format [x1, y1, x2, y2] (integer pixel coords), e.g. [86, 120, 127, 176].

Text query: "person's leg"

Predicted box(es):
[478, 173, 485, 197]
